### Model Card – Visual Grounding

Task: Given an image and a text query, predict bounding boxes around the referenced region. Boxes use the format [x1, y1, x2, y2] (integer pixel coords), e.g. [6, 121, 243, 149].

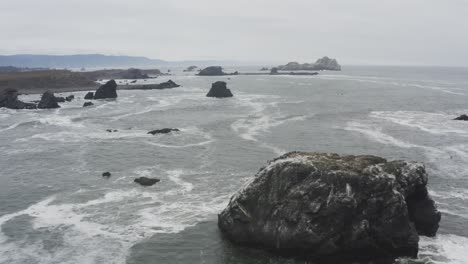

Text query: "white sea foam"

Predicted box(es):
[345, 120, 468, 178]
[166, 169, 194, 194]
[419, 234, 468, 264]
[370, 111, 468, 136]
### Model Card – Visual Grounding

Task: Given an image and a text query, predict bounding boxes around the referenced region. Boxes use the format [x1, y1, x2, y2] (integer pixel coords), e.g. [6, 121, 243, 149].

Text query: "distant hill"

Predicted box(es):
[0, 54, 168, 68]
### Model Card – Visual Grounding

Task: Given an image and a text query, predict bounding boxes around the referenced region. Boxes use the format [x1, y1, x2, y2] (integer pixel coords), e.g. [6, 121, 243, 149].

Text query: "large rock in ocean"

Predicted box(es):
[94, 80, 117, 99]
[454, 114, 468, 121]
[198, 66, 226, 76]
[277, 56, 341, 71]
[0, 89, 36, 109]
[84, 92, 94, 100]
[38, 91, 61, 109]
[206, 81, 233, 98]
[218, 152, 440, 262]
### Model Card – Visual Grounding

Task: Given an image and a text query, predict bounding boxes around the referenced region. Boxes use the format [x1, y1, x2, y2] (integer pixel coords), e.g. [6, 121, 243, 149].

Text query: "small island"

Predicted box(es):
[277, 56, 341, 71]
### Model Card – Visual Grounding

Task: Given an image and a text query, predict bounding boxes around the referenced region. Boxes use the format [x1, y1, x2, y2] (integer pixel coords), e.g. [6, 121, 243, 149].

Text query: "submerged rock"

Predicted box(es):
[218, 152, 440, 262]
[454, 114, 468, 121]
[206, 81, 233, 98]
[102, 172, 111, 178]
[148, 128, 180, 135]
[134, 177, 160, 186]
[183, 65, 198, 72]
[0, 89, 37, 109]
[84, 92, 94, 100]
[198, 66, 226, 76]
[38, 91, 61, 109]
[83, 102, 94, 107]
[94, 80, 117, 99]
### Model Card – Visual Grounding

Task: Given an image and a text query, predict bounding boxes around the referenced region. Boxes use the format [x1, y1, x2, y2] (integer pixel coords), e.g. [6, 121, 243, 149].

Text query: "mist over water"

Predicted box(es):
[1, 66, 468, 264]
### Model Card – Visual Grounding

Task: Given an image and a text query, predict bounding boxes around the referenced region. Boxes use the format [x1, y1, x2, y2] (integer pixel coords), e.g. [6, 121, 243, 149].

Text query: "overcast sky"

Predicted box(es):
[1, 0, 468, 66]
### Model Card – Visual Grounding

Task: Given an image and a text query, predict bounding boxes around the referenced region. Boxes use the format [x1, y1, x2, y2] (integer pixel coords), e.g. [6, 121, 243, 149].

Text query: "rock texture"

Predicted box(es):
[94, 80, 117, 99]
[65, 95, 75, 102]
[84, 92, 94, 100]
[198, 66, 226, 76]
[38, 91, 61, 109]
[134, 177, 160, 186]
[218, 152, 440, 262]
[148, 128, 180, 135]
[454, 114, 468, 121]
[83, 102, 94, 107]
[277, 57, 341, 71]
[206, 81, 233, 98]
[125, 80, 180, 90]
[0, 89, 36, 109]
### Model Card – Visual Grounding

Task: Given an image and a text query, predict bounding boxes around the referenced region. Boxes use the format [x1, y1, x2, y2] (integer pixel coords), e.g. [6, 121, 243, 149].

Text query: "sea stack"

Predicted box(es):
[206, 81, 233, 98]
[38, 91, 61, 109]
[94, 80, 118, 99]
[218, 152, 440, 262]
[198, 66, 226, 76]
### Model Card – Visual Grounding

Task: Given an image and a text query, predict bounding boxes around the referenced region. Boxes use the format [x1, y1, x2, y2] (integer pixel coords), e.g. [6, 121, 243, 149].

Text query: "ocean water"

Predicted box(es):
[0, 66, 468, 264]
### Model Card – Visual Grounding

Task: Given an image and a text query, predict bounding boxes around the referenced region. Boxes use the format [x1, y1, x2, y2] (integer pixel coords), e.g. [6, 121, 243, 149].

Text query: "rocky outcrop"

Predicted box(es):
[134, 177, 160, 186]
[65, 95, 75, 102]
[198, 66, 226, 76]
[183, 66, 198, 72]
[206, 81, 233, 98]
[94, 80, 117, 99]
[84, 92, 94, 100]
[125, 80, 180, 90]
[83, 102, 94, 107]
[218, 152, 440, 262]
[277, 57, 341, 71]
[0, 89, 37, 109]
[454, 114, 468, 121]
[38, 91, 61, 109]
[148, 128, 180, 135]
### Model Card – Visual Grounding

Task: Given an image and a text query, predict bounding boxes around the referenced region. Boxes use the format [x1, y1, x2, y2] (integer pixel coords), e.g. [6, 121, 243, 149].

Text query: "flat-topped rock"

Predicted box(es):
[148, 128, 180, 135]
[206, 81, 233, 98]
[198, 66, 226, 76]
[218, 152, 440, 262]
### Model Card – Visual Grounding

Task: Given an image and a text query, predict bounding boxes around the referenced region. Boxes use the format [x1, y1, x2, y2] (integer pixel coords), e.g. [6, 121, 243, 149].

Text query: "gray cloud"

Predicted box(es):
[1, 0, 467, 65]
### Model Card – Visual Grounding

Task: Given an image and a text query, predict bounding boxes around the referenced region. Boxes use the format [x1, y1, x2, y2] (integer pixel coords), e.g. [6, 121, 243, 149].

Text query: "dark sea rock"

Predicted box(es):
[134, 177, 160, 186]
[38, 91, 61, 109]
[94, 80, 117, 99]
[183, 65, 198, 72]
[277, 56, 341, 71]
[198, 66, 226, 76]
[127, 80, 180, 90]
[454, 114, 468, 121]
[218, 152, 440, 262]
[65, 95, 75, 102]
[260, 67, 269, 71]
[55, 96, 66, 103]
[106, 129, 118, 132]
[0, 89, 37, 109]
[102, 172, 111, 178]
[206, 81, 233, 98]
[84, 92, 94, 100]
[148, 128, 180, 135]
[83, 102, 94, 107]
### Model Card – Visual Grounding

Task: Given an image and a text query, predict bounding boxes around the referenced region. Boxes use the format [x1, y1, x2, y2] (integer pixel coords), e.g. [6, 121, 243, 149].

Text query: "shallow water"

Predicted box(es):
[0, 66, 467, 264]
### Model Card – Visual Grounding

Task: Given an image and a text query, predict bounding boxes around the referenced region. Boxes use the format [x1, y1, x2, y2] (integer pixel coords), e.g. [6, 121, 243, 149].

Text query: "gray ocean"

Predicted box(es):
[0, 66, 467, 264]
